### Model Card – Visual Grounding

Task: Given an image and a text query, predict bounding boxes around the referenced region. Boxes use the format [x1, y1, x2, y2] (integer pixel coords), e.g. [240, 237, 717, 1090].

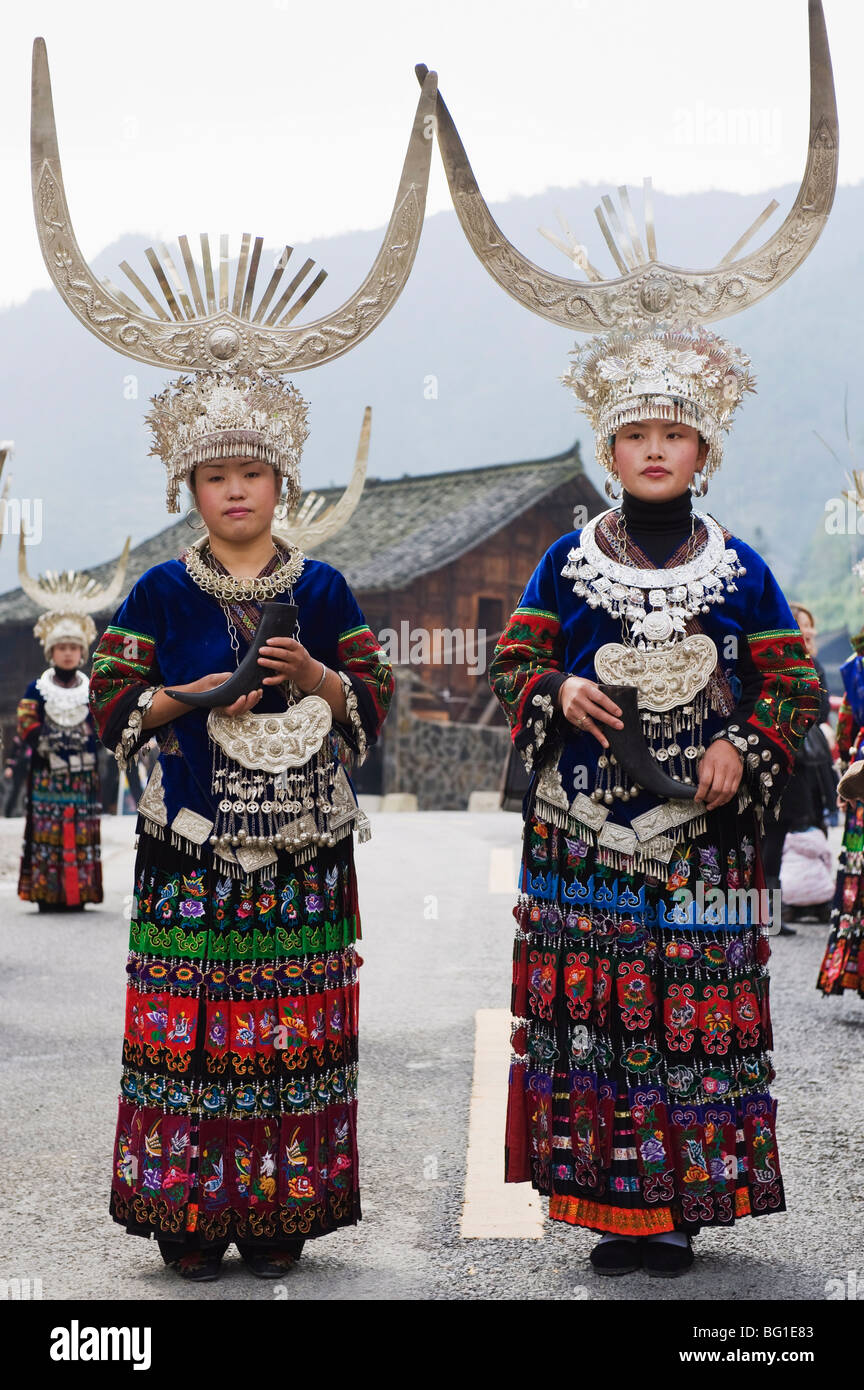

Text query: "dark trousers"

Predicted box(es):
[761, 823, 786, 882]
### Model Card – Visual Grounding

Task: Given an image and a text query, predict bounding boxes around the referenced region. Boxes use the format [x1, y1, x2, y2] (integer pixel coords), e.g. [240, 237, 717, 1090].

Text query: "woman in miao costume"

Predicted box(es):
[817, 477, 864, 1001]
[29, 38, 437, 1278]
[420, 0, 836, 1276]
[15, 541, 128, 912]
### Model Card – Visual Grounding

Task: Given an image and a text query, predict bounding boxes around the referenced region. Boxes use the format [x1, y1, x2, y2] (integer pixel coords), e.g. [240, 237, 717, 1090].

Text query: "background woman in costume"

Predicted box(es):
[16, 606, 102, 913]
[816, 625, 864, 1000]
[489, 327, 820, 1278]
[769, 603, 836, 929]
[90, 373, 393, 1281]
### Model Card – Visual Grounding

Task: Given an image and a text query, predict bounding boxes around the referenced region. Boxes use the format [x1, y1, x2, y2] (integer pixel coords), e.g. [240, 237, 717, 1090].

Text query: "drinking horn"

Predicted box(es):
[166, 601, 298, 708]
[597, 683, 698, 801]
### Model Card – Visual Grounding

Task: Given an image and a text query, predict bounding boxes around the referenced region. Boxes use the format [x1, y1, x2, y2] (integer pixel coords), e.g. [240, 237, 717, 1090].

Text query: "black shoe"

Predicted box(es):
[237, 1239, 305, 1278]
[777, 924, 797, 937]
[643, 1236, 693, 1278]
[168, 1251, 225, 1282]
[158, 1239, 227, 1282]
[589, 1238, 642, 1276]
[797, 901, 832, 924]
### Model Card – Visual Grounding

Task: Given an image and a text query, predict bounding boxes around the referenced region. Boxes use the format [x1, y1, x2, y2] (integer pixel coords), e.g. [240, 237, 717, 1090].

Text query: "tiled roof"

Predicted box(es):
[0, 441, 587, 623]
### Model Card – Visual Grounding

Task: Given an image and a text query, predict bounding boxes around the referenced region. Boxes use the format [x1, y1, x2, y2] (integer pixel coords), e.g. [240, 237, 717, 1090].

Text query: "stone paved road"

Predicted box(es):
[2, 812, 862, 1302]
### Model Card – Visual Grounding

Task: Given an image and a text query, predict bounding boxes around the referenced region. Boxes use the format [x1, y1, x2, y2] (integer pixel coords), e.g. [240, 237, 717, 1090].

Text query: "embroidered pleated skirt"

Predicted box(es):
[505, 801, 785, 1234]
[109, 829, 361, 1246]
[18, 758, 102, 907]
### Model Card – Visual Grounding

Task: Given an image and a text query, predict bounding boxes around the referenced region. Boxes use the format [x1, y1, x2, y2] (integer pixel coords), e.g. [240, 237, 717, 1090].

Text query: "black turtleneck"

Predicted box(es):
[619, 487, 693, 567]
[51, 666, 80, 686]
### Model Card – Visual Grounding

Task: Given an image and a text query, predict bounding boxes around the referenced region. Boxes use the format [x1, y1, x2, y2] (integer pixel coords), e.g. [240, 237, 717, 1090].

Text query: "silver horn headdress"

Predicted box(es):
[417, 0, 836, 479]
[32, 37, 437, 518]
[19, 531, 131, 659]
[416, 0, 836, 336]
[33, 40, 437, 374]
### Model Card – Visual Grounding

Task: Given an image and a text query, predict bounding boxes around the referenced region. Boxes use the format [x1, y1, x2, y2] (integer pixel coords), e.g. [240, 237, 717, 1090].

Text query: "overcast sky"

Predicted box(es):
[0, 0, 858, 309]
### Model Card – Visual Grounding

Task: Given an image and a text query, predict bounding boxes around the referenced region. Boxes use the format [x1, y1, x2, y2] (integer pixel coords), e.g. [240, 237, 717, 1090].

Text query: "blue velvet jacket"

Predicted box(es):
[89, 553, 393, 832]
[489, 519, 820, 837]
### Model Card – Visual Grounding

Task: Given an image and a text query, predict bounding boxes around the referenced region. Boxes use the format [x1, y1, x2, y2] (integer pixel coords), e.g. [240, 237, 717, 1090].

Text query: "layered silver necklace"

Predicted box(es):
[563, 508, 745, 648]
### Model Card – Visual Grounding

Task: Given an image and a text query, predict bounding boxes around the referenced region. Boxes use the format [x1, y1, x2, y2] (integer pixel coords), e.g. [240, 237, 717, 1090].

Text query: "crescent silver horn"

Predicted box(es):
[32, 37, 438, 372]
[273, 407, 371, 552]
[416, 0, 837, 330]
[19, 532, 131, 614]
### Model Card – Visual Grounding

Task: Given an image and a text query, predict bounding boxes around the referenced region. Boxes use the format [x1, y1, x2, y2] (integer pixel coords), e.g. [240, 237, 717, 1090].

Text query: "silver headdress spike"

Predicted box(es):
[32, 38, 438, 373]
[273, 407, 371, 552]
[816, 390, 864, 509]
[19, 531, 131, 658]
[415, 0, 836, 331]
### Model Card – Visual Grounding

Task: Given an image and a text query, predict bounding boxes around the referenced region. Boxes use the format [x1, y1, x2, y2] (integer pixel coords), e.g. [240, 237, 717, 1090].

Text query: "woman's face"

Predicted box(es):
[796, 613, 817, 655]
[51, 641, 84, 670]
[192, 457, 280, 545]
[612, 419, 707, 500]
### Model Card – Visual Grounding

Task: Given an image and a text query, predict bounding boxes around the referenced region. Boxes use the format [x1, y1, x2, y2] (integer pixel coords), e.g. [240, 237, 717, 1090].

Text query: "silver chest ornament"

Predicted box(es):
[562, 509, 744, 656]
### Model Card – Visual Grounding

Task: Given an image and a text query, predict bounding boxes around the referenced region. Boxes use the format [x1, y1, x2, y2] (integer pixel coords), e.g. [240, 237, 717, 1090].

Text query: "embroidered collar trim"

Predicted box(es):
[35, 668, 90, 726]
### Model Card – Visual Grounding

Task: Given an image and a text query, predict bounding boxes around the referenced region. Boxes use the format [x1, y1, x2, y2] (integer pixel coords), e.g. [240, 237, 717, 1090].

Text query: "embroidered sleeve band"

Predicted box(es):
[16, 697, 41, 743]
[90, 624, 162, 763]
[336, 624, 393, 749]
[712, 628, 820, 818]
[489, 606, 568, 774]
[744, 629, 820, 762]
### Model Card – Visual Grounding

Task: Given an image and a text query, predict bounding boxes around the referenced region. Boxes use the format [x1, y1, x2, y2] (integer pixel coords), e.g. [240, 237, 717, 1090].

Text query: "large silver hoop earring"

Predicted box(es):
[605, 473, 622, 501]
[185, 506, 206, 530]
[689, 471, 708, 498]
[273, 498, 289, 521]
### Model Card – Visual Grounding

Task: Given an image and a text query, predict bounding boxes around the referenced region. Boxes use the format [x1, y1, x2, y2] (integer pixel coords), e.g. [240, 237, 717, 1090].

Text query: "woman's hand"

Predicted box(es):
[182, 674, 264, 719]
[214, 689, 264, 718]
[695, 739, 743, 811]
[257, 636, 321, 690]
[558, 676, 623, 750]
[142, 673, 264, 728]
